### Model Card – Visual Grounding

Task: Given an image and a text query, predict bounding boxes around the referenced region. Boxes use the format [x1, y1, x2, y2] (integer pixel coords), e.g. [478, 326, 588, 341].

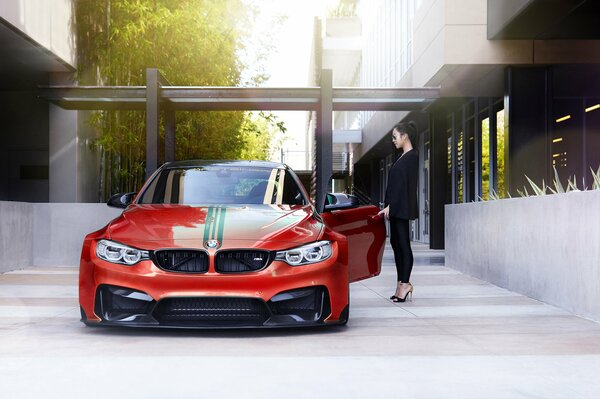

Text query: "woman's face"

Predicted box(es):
[392, 129, 404, 149]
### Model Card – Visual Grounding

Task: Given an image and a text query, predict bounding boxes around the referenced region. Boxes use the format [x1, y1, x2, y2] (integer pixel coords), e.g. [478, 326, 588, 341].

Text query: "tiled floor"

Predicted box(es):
[1, 243, 600, 398]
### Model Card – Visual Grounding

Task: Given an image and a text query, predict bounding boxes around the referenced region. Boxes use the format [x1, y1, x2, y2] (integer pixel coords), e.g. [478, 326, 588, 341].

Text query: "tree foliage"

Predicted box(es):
[75, 0, 283, 199]
[481, 111, 507, 199]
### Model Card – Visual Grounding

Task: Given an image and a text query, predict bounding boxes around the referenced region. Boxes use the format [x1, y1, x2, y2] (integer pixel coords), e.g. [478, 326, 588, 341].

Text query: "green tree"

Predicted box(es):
[480, 110, 506, 200]
[75, 0, 283, 199]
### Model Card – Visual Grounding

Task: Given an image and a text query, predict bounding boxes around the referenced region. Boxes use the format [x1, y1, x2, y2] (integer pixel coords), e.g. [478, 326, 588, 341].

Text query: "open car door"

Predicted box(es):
[320, 194, 386, 282]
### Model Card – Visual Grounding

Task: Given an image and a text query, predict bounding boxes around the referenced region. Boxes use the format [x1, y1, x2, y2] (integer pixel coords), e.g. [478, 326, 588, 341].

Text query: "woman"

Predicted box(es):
[377, 121, 419, 302]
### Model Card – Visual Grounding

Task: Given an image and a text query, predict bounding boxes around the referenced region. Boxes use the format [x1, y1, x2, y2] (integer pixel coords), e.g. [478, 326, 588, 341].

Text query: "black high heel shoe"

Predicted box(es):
[391, 291, 412, 302]
[391, 284, 413, 302]
[390, 282, 403, 300]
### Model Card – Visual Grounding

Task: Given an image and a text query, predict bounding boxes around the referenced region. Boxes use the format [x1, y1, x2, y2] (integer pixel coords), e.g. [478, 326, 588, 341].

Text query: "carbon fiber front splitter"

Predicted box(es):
[82, 284, 348, 329]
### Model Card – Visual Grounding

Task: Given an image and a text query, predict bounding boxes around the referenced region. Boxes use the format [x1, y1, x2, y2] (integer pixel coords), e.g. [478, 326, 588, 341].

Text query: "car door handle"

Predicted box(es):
[369, 214, 384, 224]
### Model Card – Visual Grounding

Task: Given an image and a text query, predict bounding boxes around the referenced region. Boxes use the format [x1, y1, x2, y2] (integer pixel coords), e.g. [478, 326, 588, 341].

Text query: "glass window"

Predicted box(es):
[552, 99, 583, 187]
[446, 117, 453, 204]
[481, 117, 490, 200]
[457, 129, 464, 203]
[138, 166, 306, 206]
[585, 99, 600, 186]
[466, 116, 475, 203]
[496, 108, 506, 197]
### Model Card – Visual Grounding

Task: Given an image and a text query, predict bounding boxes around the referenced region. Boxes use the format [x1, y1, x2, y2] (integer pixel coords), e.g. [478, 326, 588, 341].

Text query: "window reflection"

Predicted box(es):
[138, 166, 306, 206]
[496, 109, 506, 197]
[481, 117, 490, 200]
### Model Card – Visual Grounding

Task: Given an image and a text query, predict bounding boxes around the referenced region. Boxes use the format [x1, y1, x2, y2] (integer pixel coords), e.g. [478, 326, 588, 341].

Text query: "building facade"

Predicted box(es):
[3, 0, 600, 255]
[348, 0, 600, 249]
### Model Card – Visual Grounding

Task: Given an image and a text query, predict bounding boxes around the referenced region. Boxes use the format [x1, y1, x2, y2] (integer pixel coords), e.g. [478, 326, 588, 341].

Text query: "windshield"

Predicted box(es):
[137, 166, 307, 206]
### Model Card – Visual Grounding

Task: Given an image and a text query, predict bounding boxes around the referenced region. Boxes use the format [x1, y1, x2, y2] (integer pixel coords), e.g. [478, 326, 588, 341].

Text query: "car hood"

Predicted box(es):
[107, 204, 323, 250]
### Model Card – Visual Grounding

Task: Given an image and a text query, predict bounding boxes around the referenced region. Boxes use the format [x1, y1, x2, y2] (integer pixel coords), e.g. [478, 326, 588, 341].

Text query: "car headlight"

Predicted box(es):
[275, 241, 332, 266]
[96, 239, 149, 266]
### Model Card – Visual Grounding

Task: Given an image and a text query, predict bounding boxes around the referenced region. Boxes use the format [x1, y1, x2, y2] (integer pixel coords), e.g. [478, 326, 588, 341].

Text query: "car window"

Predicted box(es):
[137, 166, 307, 206]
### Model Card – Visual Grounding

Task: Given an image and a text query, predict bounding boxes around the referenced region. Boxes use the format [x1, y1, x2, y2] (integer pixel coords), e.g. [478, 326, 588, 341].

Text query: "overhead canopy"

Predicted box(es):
[39, 86, 439, 111]
[38, 68, 440, 211]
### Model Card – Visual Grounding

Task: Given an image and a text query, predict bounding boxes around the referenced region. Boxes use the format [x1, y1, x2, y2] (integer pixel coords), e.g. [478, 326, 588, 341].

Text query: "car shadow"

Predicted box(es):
[81, 324, 348, 338]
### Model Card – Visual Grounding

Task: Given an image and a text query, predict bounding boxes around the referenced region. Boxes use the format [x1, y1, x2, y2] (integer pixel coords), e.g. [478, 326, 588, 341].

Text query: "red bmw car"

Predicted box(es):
[79, 160, 385, 328]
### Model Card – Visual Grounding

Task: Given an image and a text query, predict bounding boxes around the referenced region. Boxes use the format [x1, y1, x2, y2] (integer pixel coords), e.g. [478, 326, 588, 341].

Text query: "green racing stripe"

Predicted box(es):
[203, 207, 214, 242]
[203, 206, 226, 244]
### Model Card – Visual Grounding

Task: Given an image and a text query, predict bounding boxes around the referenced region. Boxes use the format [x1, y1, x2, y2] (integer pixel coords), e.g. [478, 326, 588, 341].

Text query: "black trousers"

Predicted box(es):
[389, 217, 413, 283]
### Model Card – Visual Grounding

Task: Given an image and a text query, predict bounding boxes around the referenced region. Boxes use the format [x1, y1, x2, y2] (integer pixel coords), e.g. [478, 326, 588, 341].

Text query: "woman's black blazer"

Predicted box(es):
[384, 149, 419, 220]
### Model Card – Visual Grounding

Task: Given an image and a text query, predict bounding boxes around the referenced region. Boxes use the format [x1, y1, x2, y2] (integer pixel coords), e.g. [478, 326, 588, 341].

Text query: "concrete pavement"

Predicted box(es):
[1, 243, 599, 398]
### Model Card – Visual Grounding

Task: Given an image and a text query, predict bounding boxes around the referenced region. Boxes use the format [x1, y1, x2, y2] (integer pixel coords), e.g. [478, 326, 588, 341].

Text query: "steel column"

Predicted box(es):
[489, 98, 498, 194]
[451, 112, 458, 203]
[462, 104, 469, 203]
[429, 110, 447, 250]
[474, 99, 482, 200]
[145, 68, 160, 179]
[165, 110, 176, 163]
[316, 69, 333, 212]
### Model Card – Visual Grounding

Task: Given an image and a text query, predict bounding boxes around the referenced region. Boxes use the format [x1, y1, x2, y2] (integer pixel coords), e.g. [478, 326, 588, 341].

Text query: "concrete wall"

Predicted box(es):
[0, 0, 75, 67]
[75, 111, 101, 203]
[0, 201, 33, 272]
[0, 202, 121, 271]
[33, 204, 121, 266]
[48, 74, 100, 203]
[446, 190, 600, 321]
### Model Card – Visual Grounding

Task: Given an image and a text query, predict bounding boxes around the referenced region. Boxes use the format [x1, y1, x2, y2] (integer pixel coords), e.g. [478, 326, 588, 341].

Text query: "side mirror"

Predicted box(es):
[323, 193, 360, 211]
[107, 192, 136, 209]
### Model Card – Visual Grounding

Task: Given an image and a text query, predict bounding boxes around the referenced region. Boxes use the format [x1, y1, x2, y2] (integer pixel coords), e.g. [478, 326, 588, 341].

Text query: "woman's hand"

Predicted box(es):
[377, 206, 390, 220]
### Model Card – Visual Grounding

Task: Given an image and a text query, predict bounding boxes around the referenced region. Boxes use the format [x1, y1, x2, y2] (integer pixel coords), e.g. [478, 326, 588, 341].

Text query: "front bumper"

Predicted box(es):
[82, 284, 346, 328]
[79, 241, 349, 328]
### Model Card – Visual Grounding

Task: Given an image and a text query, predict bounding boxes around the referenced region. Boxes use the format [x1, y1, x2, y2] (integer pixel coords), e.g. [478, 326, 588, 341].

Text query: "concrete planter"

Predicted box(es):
[0, 202, 121, 271]
[445, 190, 600, 321]
[0, 201, 33, 271]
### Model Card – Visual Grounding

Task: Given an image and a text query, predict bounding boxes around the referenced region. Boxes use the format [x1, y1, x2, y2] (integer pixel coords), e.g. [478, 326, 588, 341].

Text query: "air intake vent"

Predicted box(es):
[153, 250, 209, 273]
[215, 250, 272, 273]
[153, 297, 270, 326]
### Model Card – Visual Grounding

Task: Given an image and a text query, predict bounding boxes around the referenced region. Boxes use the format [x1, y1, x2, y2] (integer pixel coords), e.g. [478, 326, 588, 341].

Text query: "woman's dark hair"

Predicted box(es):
[392, 121, 417, 145]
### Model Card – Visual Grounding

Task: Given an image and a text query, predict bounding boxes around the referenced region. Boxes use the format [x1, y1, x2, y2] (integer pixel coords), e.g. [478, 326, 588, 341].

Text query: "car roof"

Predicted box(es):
[162, 160, 286, 170]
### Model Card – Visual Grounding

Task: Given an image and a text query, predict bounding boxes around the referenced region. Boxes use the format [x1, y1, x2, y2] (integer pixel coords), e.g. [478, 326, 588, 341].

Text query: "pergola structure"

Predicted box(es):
[41, 68, 439, 209]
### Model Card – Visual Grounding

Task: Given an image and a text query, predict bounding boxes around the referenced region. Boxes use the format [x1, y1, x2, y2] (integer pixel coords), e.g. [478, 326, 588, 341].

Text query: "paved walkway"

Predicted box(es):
[1, 243, 600, 398]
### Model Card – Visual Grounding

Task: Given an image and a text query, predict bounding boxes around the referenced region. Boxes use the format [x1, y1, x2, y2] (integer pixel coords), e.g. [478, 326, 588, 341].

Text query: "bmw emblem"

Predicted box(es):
[204, 240, 220, 249]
